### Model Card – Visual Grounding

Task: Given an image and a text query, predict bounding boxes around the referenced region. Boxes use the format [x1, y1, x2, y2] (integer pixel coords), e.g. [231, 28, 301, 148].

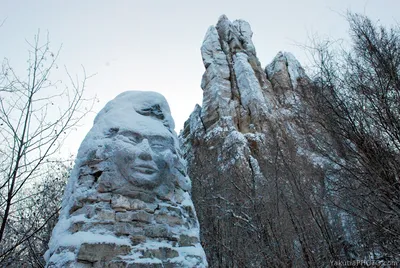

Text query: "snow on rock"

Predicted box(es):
[266, 51, 307, 91]
[180, 16, 282, 266]
[233, 52, 269, 115]
[179, 15, 348, 267]
[45, 91, 207, 267]
[192, 14, 275, 138]
[285, 52, 307, 89]
[265, 51, 310, 122]
[200, 24, 234, 130]
[232, 19, 256, 53]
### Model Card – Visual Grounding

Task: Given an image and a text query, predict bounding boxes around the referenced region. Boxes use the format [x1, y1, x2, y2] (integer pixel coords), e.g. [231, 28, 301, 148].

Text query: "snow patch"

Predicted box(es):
[266, 52, 307, 89]
[57, 232, 131, 247]
[284, 52, 306, 89]
[233, 52, 267, 110]
[297, 147, 329, 168]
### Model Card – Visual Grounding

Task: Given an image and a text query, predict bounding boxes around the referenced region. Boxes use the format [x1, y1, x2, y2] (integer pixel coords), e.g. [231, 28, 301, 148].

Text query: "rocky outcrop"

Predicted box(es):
[45, 91, 207, 267]
[197, 15, 274, 134]
[181, 15, 356, 267]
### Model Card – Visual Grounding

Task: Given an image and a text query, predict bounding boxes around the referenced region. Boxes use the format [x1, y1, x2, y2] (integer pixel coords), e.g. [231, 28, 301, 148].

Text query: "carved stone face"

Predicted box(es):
[113, 130, 175, 189]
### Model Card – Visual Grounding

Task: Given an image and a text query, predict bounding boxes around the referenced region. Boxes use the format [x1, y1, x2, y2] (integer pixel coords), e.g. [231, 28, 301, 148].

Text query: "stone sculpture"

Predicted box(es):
[45, 91, 207, 267]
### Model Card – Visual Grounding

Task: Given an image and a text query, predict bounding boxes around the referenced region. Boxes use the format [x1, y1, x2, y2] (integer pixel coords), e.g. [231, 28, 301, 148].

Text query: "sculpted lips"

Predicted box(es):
[132, 163, 159, 174]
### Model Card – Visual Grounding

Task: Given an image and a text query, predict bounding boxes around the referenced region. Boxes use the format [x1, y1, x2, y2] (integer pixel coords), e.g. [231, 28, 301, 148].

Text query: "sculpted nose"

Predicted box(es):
[138, 139, 152, 160]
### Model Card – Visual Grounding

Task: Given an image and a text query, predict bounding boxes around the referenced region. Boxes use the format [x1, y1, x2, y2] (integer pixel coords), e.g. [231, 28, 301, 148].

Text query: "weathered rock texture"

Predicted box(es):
[46, 91, 207, 267]
[181, 15, 357, 267]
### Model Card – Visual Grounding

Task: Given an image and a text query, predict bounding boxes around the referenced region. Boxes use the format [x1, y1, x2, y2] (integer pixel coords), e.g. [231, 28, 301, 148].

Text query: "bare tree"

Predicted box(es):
[185, 12, 400, 267]
[303, 13, 400, 260]
[0, 32, 94, 265]
[1, 160, 70, 267]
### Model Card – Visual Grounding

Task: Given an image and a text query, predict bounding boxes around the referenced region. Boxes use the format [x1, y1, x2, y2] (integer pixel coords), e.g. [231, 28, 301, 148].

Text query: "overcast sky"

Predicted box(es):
[1, 0, 399, 158]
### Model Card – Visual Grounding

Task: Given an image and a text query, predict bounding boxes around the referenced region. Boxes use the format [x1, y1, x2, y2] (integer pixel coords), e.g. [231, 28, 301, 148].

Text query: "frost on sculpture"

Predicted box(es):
[45, 91, 207, 267]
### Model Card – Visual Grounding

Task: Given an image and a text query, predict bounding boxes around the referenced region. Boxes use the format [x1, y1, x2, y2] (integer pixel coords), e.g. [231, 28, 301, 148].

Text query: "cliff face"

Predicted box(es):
[181, 15, 357, 267]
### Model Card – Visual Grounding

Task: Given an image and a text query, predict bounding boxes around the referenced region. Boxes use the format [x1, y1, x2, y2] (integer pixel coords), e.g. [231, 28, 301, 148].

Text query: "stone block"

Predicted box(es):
[101, 260, 164, 268]
[97, 192, 112, 202]
[116, 211, 153, 223]
[130, 235, 146, 245]
[77, 243, 131, 263]
[155, 214, 184, 226]
[78, 174, 95, 188]
[129, 199, 146, 210]
[111, 195, 130, 211]
[71, 205, 96, 218]
[131, 211, 153, 223]
[144, 224, 174, 240]
[115, 212, 131, 222]
[126, 263, 163, 268]
[69, 200, 84, 214]
[115, 222, 144, 236]
[68, 221, 85, 233]
[141, 247, 179, 260]
[178, 234, 199, 247]
[96, 209, 115, 222]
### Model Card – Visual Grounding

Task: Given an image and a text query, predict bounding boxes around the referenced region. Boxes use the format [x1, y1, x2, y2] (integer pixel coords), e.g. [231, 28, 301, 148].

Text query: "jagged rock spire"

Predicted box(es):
[180, 15, 353, 267]
[199, 15, 274, 134]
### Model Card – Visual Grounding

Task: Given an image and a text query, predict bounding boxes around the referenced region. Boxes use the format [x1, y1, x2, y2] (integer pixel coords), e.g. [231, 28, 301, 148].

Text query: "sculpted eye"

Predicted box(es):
[118, 131, 143, 145]
[128, 137, 139, 144]
[148, 136, 174, 152]
[127, 134, 142, 144]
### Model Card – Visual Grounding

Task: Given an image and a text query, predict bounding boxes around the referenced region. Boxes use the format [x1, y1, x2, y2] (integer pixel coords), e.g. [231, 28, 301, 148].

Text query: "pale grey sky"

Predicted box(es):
[1, 0, 399, 158]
